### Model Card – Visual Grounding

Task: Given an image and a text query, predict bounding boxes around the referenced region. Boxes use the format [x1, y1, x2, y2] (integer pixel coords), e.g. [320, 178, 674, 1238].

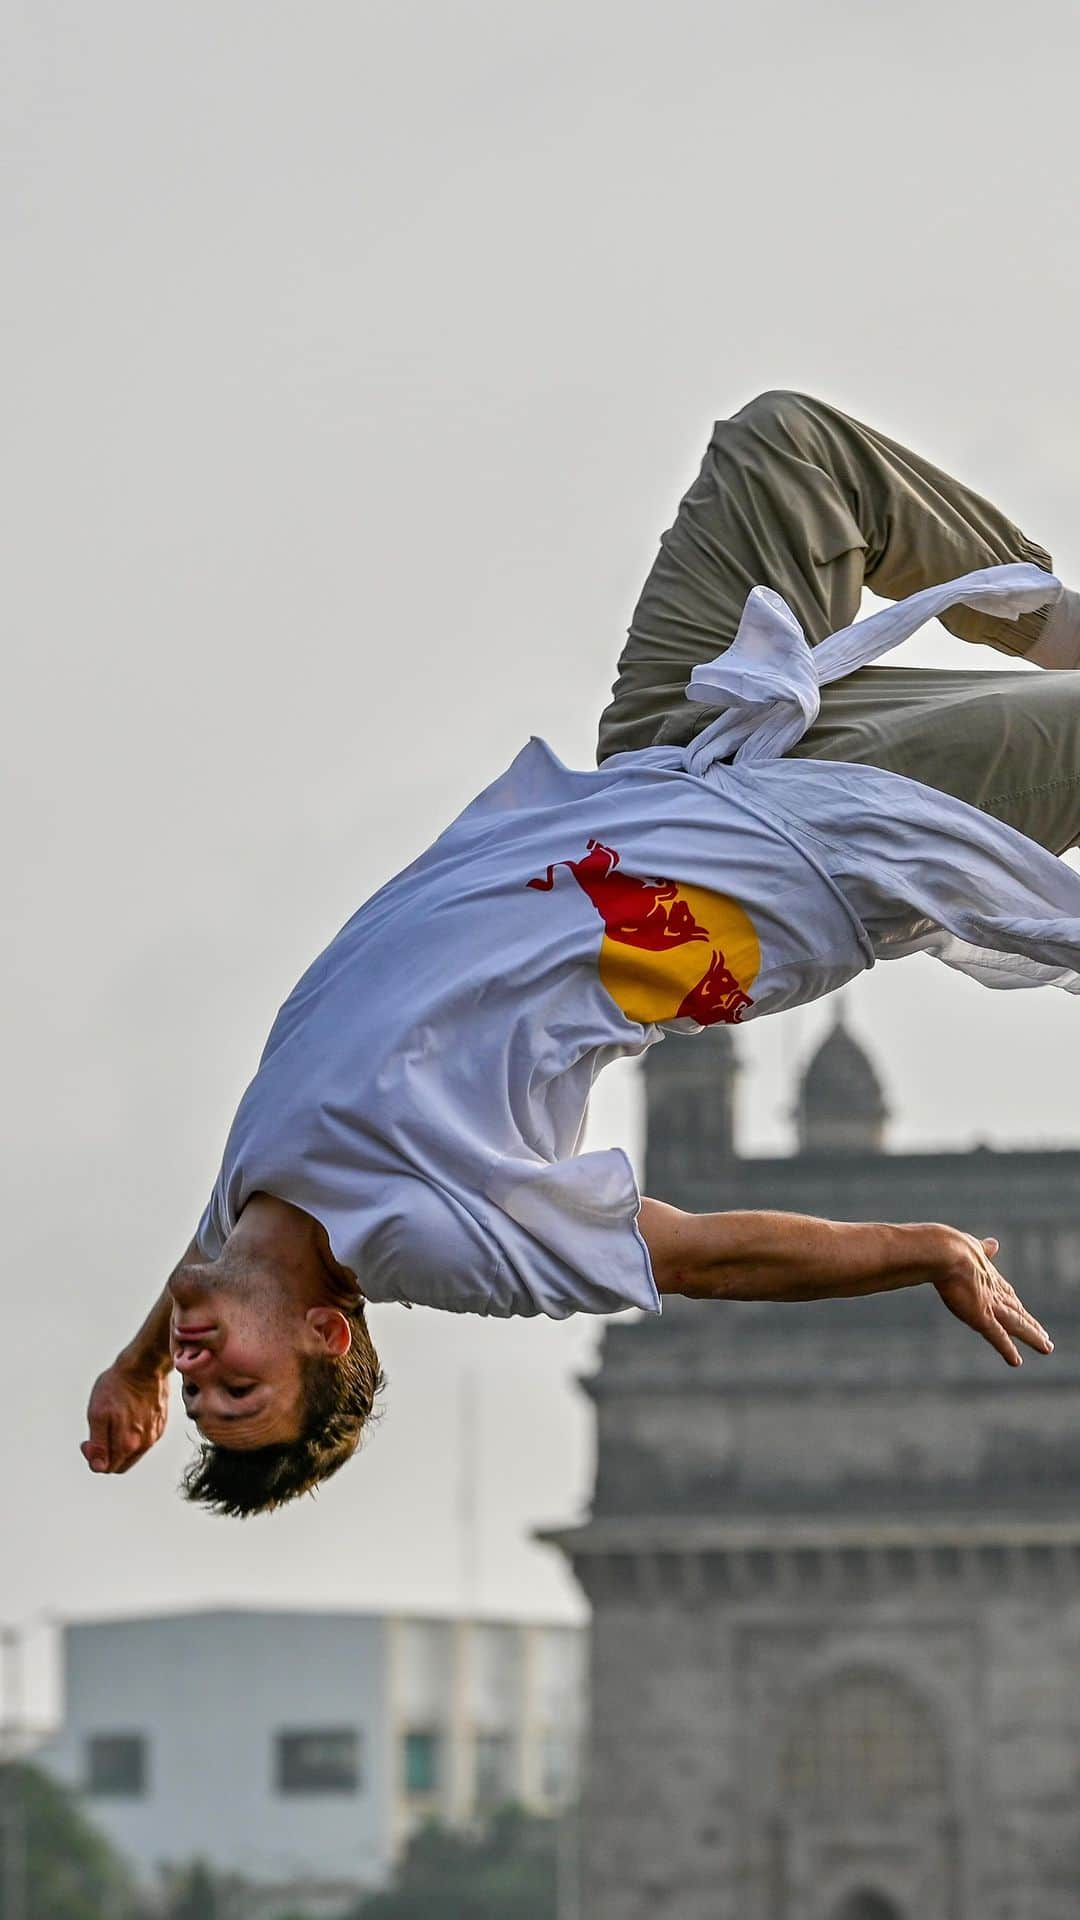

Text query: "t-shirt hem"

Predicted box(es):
[614, 1148, 662, 1317]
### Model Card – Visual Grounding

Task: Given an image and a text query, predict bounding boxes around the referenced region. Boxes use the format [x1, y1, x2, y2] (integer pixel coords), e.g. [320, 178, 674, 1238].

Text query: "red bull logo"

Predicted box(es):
[528, 838, 758, 1026]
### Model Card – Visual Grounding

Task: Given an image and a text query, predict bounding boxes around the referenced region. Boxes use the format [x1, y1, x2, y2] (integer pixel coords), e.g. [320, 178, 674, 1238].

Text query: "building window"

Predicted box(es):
[474, 1731, 513, 1807]
[782, 1668, 946, 1815]
[276, 1729, 360, 1794]
[86, 1734, 147, 1798]
[403, 1729, 441, 1797]
[539, 1728, 576, 1806]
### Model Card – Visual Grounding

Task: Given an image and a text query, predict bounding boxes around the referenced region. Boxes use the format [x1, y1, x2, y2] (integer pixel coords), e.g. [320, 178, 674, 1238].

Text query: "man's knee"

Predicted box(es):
[730, 388, 824, 441]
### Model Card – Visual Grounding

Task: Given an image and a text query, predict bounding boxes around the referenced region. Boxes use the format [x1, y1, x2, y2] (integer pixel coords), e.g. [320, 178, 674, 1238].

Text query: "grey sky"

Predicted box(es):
[7, 0, 1080, 1716]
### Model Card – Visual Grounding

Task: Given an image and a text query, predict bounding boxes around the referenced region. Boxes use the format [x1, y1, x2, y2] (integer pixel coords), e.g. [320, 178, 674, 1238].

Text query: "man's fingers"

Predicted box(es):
[84, 1368, 169, 1480]
[83, 1436, 144, 1475]
[991, 1280, 1053, 1352]
[109, 1424, 147, 1473]
[979, 1311, 1022, 1366]
[997, 1300, 1053, 1353]
[83, 1411, 146, 1474]
[936, 1241, 1054, 1369]
[83, 1410, 118, 1471]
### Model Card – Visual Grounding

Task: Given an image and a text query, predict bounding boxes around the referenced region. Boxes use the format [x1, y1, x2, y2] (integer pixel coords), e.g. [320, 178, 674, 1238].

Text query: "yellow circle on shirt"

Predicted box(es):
[598, 881, 761, 1025]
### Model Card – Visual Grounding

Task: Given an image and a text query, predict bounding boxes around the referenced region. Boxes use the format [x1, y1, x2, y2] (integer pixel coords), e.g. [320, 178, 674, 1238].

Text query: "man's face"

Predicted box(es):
[168, 1265, 307, 1450]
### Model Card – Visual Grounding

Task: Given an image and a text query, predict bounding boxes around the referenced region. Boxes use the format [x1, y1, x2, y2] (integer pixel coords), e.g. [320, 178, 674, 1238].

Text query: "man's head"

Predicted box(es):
[170, 1194, 383, 1515]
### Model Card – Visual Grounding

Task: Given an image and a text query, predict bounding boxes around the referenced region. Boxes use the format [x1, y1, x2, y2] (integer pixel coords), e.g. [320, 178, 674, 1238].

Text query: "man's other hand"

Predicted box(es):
[933, 1233, 1054, 1368]
[82, 1356, 171, 1474]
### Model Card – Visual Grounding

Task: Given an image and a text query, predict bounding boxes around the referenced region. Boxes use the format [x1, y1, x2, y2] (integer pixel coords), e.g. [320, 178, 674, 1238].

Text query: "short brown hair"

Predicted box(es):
[181, 1302, 384, 1516]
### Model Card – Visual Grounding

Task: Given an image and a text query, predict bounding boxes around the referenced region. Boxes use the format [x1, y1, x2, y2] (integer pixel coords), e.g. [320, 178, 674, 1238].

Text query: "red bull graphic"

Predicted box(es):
[528, 838, 759, 1026]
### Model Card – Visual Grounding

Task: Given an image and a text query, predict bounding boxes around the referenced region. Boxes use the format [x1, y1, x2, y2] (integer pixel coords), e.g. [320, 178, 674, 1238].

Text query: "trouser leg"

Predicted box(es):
[597, 391, 1080, 854]
[597, 389, 1055, 764]
[793, 663, 1080, 856]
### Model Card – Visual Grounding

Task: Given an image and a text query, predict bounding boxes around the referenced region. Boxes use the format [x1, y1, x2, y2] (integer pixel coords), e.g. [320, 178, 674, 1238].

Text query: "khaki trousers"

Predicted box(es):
[597, 391, 1080, 854]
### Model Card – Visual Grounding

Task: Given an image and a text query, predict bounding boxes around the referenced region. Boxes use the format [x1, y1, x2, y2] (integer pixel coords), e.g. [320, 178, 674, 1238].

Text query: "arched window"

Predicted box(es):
[781, 1668, 946, 1815]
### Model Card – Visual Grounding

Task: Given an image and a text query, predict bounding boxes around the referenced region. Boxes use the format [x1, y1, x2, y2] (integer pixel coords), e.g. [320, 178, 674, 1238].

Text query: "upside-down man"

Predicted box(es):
[85, 392, 1080, 1514]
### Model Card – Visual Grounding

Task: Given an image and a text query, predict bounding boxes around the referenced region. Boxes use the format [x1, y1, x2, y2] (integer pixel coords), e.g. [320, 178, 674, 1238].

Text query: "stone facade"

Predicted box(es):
[550, 1022, 1080, 1920]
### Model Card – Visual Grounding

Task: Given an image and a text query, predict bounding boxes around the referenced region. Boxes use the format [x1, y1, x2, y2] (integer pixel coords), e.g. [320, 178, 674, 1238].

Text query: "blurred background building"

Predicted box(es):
[38, 1609, 583, 1912]
[552, 1015, 1080, 1920]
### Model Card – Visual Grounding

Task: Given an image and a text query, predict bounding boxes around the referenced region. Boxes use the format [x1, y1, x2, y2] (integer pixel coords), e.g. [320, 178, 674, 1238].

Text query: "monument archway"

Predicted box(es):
[781, 1667, 946, 1816]
[778, 1667, 950, 1919]
[831, 1893, 905, 1920]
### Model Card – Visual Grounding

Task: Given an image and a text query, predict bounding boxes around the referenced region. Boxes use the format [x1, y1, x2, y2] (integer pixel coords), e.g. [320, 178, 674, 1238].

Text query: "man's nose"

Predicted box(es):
[169, 1270, 213, 1310]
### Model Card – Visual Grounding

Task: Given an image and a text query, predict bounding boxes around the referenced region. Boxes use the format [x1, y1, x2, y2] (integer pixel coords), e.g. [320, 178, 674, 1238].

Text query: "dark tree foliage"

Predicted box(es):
[158, 1859, 272, 1920]
[162, 1860, 224, 1920]
[0, 1761, 141, 1920]
[357, 1804, 558, 1920]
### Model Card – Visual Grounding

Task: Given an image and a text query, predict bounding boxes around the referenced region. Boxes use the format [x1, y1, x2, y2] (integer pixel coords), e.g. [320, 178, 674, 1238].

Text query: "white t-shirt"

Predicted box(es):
[197, 564, 1080, 1319]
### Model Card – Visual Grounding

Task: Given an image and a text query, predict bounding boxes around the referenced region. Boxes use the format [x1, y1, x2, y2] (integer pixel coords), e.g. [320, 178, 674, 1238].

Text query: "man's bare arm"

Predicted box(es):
[637, 1199, 1054, 1368]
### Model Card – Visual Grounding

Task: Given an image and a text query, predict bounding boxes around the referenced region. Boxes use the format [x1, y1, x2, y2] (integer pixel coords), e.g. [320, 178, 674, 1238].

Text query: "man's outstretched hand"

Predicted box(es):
[82, 1355, 170, 1475]
[933, 1233, 1054, 1367]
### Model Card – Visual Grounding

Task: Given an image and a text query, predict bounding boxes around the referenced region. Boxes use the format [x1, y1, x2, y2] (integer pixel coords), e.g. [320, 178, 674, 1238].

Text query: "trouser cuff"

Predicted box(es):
[1027, 583, 1080, 669]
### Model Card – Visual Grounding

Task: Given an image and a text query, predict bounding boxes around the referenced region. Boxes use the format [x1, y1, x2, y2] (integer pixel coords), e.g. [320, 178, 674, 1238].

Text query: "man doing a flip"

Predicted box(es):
[84, 392, 1080, 1513]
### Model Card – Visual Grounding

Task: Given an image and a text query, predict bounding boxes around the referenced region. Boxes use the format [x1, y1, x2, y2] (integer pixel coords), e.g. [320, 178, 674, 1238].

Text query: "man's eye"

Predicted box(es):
[226, 1385, 255, 1400]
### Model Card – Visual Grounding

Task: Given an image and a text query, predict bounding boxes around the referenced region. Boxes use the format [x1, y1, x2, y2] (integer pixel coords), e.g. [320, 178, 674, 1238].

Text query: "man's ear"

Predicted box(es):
[305, 1307, 353, 1358]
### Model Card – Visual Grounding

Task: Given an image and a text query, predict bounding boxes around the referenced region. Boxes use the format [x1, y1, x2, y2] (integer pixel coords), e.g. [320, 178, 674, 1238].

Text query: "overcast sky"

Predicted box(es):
[8, 0, 1080, 1719]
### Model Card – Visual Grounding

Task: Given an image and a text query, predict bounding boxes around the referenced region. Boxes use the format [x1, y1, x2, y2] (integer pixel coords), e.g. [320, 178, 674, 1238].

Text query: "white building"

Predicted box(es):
[41, 1608, 584, 1911]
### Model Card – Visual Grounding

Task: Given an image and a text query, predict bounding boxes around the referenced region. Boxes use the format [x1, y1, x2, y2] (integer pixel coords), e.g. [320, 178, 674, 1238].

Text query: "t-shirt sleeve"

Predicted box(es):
[367, 1153, 660, 1321]
[361, 1180, 507, 1316]
[195, 1181, 230, 1263]
[482, 1147, 661, 1319]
